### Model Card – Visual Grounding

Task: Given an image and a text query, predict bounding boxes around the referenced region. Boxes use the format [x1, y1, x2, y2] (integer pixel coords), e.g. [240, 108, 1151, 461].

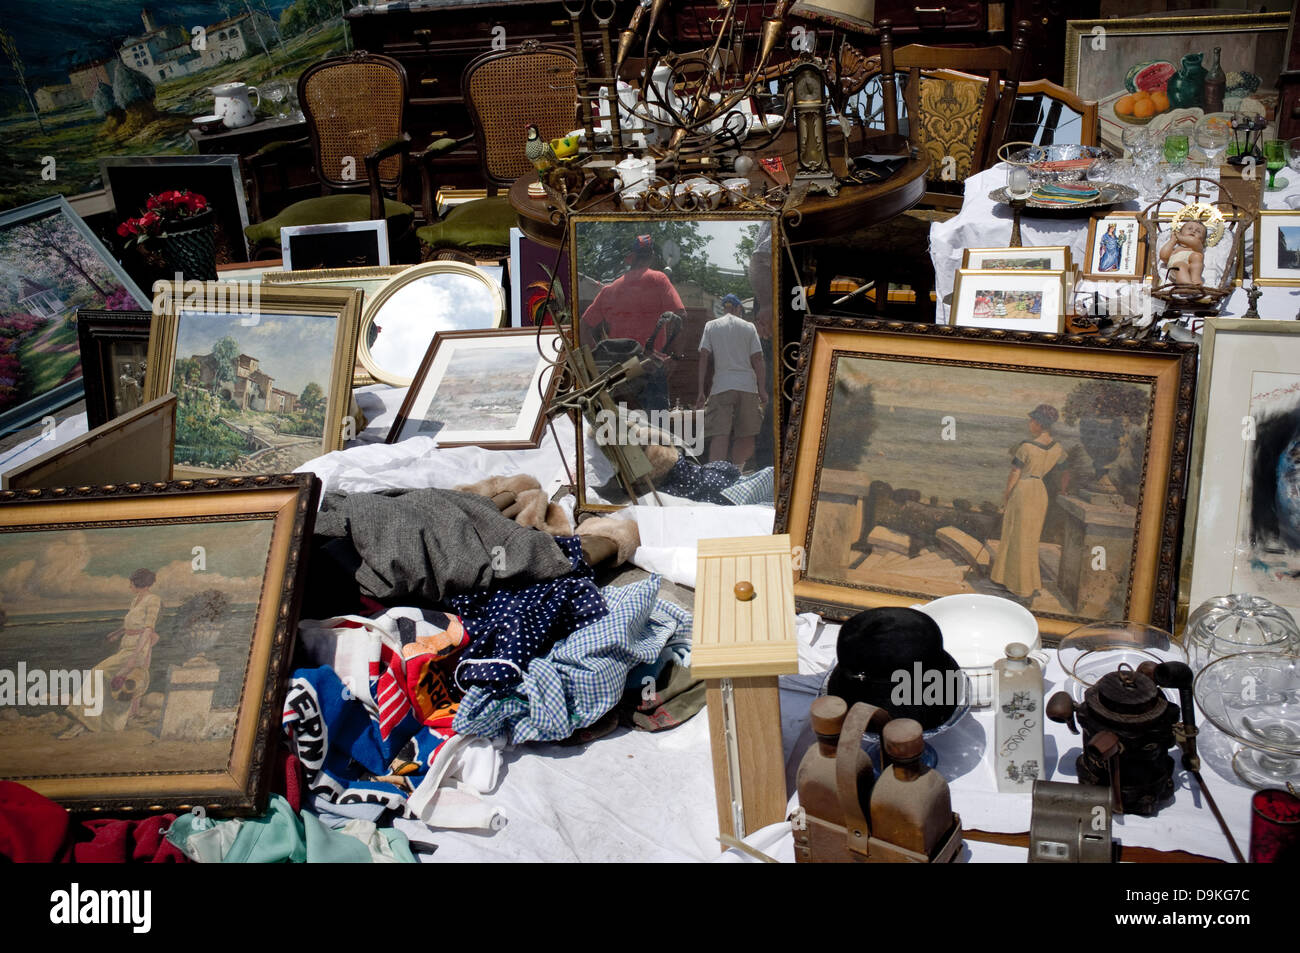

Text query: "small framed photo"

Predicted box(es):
[510, 227, 570, 327]
[280, 220, 389, 271]
[1084, 212, 1145, 281]
[1252, 210, 1300, 286]
[0, 474, 319, 814]
[76, 309, 153, 429]
[387, 327, 561, 448]
[961, 246, 1072, 273]
[143, 283, 362, 478]
[951, 269, 1065, 333]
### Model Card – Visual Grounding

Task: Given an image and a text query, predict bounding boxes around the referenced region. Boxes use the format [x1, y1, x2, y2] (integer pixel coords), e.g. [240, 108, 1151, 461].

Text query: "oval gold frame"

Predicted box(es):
[357, 261, 507, 386]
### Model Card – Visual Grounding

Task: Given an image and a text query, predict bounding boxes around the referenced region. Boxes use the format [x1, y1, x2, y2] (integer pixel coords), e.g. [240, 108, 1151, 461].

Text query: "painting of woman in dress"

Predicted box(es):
[990, 405, 1066, 599]
[1098, 223, 1125, 272]
[59, 568, 161, 737]
[972, 294, 994, 319]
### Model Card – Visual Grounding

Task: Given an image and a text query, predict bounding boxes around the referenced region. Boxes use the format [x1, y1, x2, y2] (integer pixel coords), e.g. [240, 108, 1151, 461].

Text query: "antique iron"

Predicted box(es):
[1045, 663, 1178, 816]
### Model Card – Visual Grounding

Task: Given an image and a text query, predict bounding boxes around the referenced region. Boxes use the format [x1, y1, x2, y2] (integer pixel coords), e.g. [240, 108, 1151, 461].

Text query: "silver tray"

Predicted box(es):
[989, 182, 1140, 215]
[1004, 144, 1114, 182]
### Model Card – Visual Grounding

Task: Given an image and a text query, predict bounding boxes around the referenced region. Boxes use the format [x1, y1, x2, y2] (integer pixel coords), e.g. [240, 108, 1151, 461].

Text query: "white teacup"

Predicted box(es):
[722, 177, 751, 203]
[912, 594, 1047, 708]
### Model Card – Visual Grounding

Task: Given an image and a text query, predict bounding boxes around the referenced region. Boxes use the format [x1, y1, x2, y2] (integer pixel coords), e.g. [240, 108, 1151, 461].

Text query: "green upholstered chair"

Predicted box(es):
[242, 51, 425, 261]
[416, 41, 579, 262]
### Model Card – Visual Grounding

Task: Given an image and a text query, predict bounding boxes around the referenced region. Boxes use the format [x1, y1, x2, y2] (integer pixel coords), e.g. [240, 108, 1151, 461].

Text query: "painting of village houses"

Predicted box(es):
[805, 358, 1156, 625]
[172, 310, 334, 472]
[0, 3, 349, 207]
[0, 519, 272, 778]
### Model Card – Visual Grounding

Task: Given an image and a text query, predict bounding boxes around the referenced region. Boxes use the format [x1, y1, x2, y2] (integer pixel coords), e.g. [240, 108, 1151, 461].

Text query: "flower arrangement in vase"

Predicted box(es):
[118, 190, 217, 281]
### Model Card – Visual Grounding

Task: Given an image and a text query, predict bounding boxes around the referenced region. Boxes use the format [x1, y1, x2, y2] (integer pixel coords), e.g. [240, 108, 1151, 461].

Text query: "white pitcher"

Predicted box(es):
[212, 82, 260, 129]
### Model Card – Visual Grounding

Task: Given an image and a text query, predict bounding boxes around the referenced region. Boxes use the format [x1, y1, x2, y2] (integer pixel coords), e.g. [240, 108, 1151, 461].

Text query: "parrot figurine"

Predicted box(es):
[525, 124, 557, 183]
[550, 133, 581, 160]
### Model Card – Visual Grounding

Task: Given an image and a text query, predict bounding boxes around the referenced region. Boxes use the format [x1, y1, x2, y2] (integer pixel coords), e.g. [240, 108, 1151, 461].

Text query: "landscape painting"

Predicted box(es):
[803, 356, 1156, 626]
[1233, 370, 1300, 617]
[0, 518, 273, 780]
[171, 309, 335, 471]
[0, 196, 148, 433]
[0, 2, 350, 209]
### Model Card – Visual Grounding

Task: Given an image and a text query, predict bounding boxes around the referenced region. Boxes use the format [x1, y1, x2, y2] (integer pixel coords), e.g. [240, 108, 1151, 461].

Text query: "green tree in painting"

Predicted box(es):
[299, 381, 325, 417]
[175, 356, 201, 386]
[209, 336, 240, 396]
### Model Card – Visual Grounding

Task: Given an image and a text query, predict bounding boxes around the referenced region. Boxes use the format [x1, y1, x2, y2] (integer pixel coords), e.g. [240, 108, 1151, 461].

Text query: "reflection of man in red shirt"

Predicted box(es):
[580, 235, 685, 354]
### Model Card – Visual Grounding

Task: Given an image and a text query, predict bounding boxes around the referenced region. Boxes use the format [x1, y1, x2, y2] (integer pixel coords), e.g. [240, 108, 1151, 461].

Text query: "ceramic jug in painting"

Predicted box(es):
[1167, 54, 1206, 110]
[212, 83, 260, 129]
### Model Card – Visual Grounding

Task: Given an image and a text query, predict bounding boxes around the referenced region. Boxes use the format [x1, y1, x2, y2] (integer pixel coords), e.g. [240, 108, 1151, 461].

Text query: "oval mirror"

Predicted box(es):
[358, 262, 506, 386]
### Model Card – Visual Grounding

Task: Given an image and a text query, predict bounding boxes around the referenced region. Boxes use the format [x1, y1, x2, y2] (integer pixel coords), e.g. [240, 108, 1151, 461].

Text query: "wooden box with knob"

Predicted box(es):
[692, 534, 800, 843]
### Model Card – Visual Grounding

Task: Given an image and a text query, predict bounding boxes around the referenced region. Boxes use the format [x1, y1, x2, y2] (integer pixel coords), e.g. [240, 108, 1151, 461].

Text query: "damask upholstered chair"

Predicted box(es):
[415, 41, 579, 261]
[242, 51, 425, 261]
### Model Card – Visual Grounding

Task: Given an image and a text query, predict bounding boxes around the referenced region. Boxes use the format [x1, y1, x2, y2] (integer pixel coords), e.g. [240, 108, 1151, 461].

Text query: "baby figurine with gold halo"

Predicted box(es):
[1159, 219, 1207, 288]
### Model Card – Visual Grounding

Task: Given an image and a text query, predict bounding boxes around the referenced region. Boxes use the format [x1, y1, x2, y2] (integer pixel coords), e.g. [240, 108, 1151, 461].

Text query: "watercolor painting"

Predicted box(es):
[806, 357, 1155, 623]
[0, 519, 273, 779]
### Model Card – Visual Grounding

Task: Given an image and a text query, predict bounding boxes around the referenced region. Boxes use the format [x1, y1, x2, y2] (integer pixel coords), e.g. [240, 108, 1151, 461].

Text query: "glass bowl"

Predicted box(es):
[1185, 594, 1300, 673]
[1057, 621, 1187, 702]
[1193, 652, 1300, 789]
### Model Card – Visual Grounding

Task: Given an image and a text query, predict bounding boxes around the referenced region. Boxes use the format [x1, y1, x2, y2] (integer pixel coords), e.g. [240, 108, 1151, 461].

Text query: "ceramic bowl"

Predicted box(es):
[913, 594, 1044, 708]
[192, 114, 223, 133]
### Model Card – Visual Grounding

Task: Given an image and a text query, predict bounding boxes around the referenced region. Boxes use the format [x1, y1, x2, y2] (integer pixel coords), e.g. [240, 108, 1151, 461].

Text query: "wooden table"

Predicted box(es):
[508, 135, 931, 250]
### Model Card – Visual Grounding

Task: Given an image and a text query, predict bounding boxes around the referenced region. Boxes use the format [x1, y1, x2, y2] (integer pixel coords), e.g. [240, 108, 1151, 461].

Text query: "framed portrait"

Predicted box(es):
[1084, 212, 1146, 281]
[0, 474, 319, 814]
[76, 309, 152, 429]
[2, 395, 175, 491]
[359, 262, 507, 387]
[511, 227, 570, 327]
[280, 220, 390, 271]
[570, 213, 781, 509]
[951, 270, 1066, 333]
[775, 318, 1197, 640]
[143, 283, 361, 479]
[1064, 13, 1289, 153]
[1252, 210, 1300, 286]
[0, 196, 149, 436]
[961, 246, 1072, 273]
[387, 327, 562, 448]
[101, 155, 251, 289]
[1180, 319, 1300, 626]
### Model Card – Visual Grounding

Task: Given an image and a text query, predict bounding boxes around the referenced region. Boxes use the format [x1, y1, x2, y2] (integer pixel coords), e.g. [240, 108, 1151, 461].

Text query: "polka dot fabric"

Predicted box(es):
[658, 453, 742, 505]
[449, 536, 608, 697]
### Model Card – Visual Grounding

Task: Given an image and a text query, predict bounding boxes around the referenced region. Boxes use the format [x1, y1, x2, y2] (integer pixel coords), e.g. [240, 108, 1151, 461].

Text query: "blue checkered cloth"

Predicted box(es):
[451, 575, 692, 743]
[721, 466, 775, 506]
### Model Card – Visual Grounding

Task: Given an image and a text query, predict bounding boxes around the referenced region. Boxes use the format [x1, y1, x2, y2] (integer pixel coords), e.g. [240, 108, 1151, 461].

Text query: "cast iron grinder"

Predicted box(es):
[1046, 663, 1178, 816]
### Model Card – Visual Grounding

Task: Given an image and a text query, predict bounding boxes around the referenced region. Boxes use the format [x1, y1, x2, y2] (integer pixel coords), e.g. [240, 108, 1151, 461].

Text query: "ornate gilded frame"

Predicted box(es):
[774, 318, 1197, 641]
[0, 474, 319, 814]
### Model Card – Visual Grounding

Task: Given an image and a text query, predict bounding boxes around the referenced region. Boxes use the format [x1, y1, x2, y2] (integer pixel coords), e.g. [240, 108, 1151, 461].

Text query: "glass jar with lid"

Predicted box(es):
[1185, 594, 1300, 672]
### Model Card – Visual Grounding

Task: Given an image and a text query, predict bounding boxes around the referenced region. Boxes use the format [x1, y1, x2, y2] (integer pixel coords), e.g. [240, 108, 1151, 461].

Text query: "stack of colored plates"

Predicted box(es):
[1029, 182, 1101, 207]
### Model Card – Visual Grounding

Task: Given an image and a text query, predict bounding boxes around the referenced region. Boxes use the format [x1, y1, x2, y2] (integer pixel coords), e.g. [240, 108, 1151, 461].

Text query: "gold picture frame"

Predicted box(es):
[1252, 210, 1300, 287]
[1083, 212, 1147, 281]
[951, 269, 1067, 333]
[961, 246, 1072, 273]
[0, 474, 320, 814]
[144, 283, 361, 479]
[775, 317, 1197, 641]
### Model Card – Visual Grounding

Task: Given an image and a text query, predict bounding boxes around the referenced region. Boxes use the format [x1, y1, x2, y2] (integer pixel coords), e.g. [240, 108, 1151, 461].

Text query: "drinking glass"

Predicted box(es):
[1006, 165, 1032, 200]
[262, 80, 291, 121]
[1163, 134, 1190, 169]
[1264, 138, 1287, 190]
[1287, 137, 1300, 183]
[1195, 126, 1229, 181]
[1121, 125, 1147, 162]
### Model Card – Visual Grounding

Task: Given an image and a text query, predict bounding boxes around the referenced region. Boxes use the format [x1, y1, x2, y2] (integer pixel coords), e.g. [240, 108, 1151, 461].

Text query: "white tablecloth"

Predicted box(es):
[930, 163, 1300, 326]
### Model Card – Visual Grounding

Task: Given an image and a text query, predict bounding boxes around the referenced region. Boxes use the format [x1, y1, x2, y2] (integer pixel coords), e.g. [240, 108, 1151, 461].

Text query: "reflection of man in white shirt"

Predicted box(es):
[696, 294, 766, 468]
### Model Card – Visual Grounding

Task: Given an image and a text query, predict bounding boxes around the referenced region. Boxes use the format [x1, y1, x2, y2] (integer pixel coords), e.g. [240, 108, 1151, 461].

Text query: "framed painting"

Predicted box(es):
[1064, 13, 1289, 153]
[280, 220, 389, 271]
[1084, 212, 1146, 281]
[775, 318, 1197, 640]
[961, 246, 1072, 273]
[510, 227, 570, 327]
[1180, 319, 1300, 627]
[1252, 210, 1300, 287]
[0, 196, 149, 436]
[101, 155, 251, 289]
[570, 213, 781, 508]
[0, 474, 320, 814]
[143, 283, 361, 478]
[387, 327, 562, 448]
[951, 269, 1066, 333]
[76, 308, 152, 429]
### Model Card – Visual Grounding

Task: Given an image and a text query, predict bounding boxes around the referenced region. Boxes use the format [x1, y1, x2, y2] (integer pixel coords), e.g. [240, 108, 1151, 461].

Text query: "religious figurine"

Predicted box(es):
[1244, 282, 1263, 319]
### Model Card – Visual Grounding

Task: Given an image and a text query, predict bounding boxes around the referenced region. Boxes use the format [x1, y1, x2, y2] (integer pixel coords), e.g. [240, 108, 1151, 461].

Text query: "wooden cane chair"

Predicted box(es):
[416, 40, 579, 261]
[243, 51, 425, 261]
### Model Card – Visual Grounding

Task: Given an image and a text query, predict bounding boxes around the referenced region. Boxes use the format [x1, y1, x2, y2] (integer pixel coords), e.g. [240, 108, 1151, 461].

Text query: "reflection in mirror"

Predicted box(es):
[570, 214, 780, 508]
[359, 262, 506, 386]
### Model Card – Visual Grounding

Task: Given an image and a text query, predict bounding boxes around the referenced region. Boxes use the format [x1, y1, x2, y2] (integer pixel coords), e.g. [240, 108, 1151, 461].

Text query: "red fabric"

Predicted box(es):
[0, 781, 71, 863]
[580, 268, 684, 348]
[275, 747, 305, 814]
[73, 815, 187, 864]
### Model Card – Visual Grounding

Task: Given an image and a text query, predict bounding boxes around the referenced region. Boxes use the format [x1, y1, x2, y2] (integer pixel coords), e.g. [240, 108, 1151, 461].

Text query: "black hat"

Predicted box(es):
[826, 606, 963, 729]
